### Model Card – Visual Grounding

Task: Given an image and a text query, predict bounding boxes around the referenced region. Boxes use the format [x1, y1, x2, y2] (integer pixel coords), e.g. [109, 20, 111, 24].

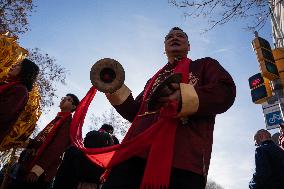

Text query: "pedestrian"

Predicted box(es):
[249, 129, 284, 189]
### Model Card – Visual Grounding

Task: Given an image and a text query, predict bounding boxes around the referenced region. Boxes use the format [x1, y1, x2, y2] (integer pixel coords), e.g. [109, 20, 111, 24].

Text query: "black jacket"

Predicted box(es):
[249, 140, 284, 189]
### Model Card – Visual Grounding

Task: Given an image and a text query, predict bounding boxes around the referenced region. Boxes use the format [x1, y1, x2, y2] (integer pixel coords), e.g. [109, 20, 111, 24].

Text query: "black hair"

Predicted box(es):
[18, 58, 39, 92]
[84, 130, 114, 148]
[112, 135, 120, 144]
[169, 27, 188, 39]
[100, 124, 114, 132]
[66, 93, 80, 112]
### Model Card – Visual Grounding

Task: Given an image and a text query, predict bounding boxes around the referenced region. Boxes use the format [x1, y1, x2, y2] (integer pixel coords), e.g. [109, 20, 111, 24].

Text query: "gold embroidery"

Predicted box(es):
[148, 63, 176, 99]
[34, 122, 55, 143]
[137, 111, 158, 117]
[188, 72, 199, 86]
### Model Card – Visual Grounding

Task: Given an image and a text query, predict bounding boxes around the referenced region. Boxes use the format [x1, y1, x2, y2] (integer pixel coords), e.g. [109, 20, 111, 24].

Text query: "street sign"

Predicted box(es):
[262, 100, 283, 130]
[265, 111, 283, 129]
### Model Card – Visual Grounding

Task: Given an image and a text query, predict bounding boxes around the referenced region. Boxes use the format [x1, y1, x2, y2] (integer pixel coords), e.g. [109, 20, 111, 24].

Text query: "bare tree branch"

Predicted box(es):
[27, 48, 68, 112]
[206, 179, 224, 189]
[0, 0, 34, 36]
[89, 108, 131, 141]
[168, 0, 271, 32]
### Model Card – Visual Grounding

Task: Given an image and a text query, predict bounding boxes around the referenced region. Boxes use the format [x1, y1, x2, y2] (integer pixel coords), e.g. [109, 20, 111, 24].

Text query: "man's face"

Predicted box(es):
[59, 95, 74, 112]
[164, 29, 190, 58]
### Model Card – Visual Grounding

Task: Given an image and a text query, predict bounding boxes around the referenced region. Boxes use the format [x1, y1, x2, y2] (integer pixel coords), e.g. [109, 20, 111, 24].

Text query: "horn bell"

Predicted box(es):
[90, 58, 125, 93]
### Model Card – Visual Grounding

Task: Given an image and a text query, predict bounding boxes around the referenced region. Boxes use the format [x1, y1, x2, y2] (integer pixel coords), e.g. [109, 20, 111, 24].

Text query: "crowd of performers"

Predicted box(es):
[8, 26, 284, 189]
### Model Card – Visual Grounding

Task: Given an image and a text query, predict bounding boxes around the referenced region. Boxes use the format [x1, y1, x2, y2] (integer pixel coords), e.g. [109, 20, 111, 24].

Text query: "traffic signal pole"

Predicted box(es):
[265, 0, 284, 129]
[269, 0, 284, 48]
[269, 0, 284, 111]
[248, 1, 284, 130]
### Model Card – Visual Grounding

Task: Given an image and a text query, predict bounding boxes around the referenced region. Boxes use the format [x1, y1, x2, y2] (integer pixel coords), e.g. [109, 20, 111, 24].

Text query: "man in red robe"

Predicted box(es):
[10, 93, 79, 189]
[101, 27, 236, 189]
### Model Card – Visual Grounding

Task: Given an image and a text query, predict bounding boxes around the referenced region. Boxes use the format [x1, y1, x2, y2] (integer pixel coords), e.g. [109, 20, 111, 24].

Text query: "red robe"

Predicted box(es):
[0, 82, 28, 142]
[112, 57, 236, 176]
[21, 112, 72, 182]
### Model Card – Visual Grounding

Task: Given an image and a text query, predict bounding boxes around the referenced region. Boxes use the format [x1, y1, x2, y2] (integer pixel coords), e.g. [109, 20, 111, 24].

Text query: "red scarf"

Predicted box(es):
[70, 58, 190, 189]
[29, 112, 72, 169]
[0, 81, 20, 94]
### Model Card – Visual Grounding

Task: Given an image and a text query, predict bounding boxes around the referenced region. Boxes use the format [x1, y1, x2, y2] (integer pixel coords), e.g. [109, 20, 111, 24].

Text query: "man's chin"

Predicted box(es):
[168, 51, 185, 58]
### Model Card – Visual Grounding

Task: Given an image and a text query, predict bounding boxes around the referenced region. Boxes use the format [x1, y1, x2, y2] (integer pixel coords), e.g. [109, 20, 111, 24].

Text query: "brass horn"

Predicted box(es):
[90, 58, 125, 93]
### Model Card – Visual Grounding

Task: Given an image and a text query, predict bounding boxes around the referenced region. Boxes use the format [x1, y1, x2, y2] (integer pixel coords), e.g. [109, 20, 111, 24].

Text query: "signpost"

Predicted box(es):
[262, 100, 284, 130]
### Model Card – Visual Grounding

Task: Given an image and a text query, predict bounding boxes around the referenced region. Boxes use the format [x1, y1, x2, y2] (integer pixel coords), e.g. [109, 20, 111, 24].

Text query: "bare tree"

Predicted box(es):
[206, 179, 225, 189]
[28, 48, 68, 112]
[0, 1, 67, 111]
[0, 0, 34, 36]
[169, 0, 273, 32]
[89, 108, 131, 141]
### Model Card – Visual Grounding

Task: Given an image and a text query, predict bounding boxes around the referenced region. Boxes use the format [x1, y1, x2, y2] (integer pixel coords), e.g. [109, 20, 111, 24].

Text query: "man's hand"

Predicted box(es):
[25, 172, 39, 183]
[156, 83, 181, 109]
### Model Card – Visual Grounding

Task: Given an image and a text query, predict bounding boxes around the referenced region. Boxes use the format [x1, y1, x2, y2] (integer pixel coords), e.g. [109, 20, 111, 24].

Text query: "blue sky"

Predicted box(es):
[18, 1, 277, 188]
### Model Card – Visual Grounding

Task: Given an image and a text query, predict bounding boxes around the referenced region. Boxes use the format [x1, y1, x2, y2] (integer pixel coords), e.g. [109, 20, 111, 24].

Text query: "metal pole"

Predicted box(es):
[269, 0, 284, 126]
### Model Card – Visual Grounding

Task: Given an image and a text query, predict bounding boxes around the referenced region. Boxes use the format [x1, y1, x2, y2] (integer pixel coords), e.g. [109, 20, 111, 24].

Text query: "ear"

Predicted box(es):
[187, 43, 190, 52]
[72, 105, 76, 111]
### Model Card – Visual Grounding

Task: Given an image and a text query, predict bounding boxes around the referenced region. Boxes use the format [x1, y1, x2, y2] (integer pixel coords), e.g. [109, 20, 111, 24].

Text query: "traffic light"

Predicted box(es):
[252, 36, 279, 80]
[273, 48, 284, 86]
[248, 73, 272, 104]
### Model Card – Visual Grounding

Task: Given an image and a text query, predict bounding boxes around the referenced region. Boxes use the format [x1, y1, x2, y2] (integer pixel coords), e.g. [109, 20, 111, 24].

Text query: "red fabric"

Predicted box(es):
[0, 81, 28, 143]
[70, 58, 191, 189]
[279, 133, 284, 150]
[0, 81, 20, 94]
[29, 112, 72, 170]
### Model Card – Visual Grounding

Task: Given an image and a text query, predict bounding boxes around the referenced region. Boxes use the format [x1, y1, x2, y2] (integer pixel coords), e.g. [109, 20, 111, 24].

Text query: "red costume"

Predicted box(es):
[0, 82, 28, 142]
[19, 112, 72, 183]
[279, 135, 284, 149]
[108, 57, 236, 176]
[279, 124, 284, 150]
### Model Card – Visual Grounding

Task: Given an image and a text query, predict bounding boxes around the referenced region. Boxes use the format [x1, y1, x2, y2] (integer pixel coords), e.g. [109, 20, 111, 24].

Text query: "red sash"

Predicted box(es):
[70, 58, 190, 189]
[29, 112, 72, 169]
[0, 81, 20, 94]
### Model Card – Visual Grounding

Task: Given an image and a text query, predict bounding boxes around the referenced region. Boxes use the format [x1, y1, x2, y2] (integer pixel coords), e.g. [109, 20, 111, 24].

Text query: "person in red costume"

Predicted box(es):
[0, 58, 39, 143]
[101, 27, 236, 189]
[278, 123, 284, 149]
[9, 93, 80, 189]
